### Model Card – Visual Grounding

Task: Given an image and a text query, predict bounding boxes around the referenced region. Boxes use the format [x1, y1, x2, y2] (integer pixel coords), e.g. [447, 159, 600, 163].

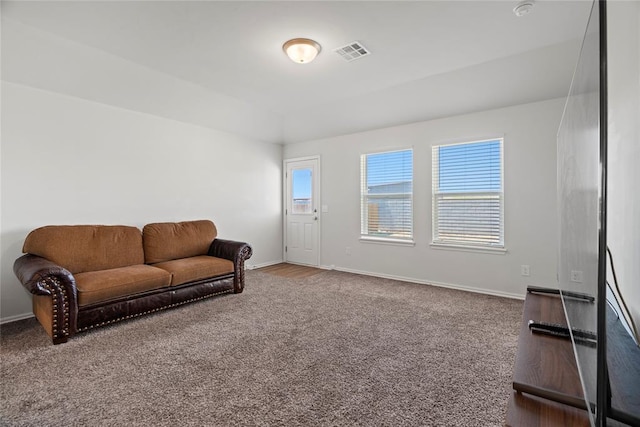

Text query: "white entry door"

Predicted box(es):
[285, 157, 320, 266]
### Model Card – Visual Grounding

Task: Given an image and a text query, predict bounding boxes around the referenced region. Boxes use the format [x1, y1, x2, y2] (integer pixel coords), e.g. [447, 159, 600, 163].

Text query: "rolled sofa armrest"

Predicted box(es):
[208, 239, 253, 294]
[14, 254, 75, 295]
[13, 254, 78, 343]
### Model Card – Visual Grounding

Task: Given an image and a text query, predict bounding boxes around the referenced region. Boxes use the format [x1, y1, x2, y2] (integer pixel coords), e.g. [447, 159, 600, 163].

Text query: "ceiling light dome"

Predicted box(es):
[283, 38, 321, 64]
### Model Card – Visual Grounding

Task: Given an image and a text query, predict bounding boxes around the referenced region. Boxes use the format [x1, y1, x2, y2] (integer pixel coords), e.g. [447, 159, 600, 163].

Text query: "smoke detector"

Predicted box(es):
[334, 41, 370, 62]
[513, 1, 535, 17]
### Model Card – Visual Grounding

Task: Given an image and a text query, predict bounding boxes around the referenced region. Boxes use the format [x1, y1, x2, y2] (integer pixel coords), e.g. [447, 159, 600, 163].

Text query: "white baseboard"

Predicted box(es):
[331, 266, 525, 300]
[0, 312, 34, 325]
[246, 260, 284, 270]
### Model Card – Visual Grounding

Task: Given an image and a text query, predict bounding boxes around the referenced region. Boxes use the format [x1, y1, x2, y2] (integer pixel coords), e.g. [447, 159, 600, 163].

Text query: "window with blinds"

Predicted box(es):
[432, 139, 504, 248]
[360, 149, 413, 242]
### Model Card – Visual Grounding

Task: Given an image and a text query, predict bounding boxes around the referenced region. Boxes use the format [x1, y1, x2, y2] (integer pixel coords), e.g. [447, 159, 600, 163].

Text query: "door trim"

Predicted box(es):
[283, 155, 321, 266]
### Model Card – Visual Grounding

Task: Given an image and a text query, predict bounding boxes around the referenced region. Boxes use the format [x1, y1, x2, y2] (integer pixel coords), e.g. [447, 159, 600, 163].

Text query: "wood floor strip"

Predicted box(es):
[257, 263, 324, 279]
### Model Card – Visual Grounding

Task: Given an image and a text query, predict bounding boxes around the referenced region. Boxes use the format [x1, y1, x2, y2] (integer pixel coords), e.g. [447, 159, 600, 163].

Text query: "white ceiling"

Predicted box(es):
[2, 1, 594, 143]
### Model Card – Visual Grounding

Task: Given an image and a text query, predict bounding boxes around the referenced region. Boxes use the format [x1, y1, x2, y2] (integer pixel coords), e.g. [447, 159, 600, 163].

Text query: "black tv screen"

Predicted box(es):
[557, 0, 600, 421]
[557, 1, 640, 425]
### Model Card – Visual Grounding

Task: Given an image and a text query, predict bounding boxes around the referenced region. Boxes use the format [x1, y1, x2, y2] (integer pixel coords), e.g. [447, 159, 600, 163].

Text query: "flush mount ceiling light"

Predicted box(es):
[513, 1, 535, 17]
[283, 38, 321, 64]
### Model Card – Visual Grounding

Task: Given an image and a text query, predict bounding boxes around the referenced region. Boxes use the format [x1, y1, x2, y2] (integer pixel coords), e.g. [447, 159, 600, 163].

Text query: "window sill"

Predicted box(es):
[430, 242, 507, 254]
[360, 236, 415, 247]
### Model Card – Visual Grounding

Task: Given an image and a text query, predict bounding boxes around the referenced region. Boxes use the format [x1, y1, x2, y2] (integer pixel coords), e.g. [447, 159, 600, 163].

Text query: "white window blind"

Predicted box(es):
[361, 149, 413, 241]
[432, 139, 504, 248]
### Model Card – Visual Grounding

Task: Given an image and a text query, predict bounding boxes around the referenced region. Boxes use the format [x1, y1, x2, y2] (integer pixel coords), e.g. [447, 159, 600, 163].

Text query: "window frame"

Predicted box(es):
[360, 148, 415, 245]
[430, 138, 505, 252]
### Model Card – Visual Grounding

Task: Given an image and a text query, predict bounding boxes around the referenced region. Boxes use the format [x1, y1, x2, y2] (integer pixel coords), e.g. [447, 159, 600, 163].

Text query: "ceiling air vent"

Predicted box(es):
[334, 41, 370, 62]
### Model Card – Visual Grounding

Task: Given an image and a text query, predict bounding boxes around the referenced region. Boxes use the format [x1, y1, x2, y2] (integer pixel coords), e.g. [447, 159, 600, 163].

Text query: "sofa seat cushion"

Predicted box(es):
[152, 255, 234, 286]
[75, 265, 171, 307]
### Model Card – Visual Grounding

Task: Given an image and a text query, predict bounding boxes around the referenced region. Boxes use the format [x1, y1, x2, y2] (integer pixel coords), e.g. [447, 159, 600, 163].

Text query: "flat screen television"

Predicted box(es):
[557, 1, 640, 425]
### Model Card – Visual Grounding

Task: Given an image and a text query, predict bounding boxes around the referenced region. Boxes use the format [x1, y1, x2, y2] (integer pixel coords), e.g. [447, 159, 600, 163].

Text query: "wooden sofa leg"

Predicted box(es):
[52, 336, 69, 345]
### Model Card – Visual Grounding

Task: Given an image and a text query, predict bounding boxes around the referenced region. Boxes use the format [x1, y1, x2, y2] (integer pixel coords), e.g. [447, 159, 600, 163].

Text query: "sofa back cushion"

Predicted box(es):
[143, 220, 217, 264]
[23, 225, 144, 274]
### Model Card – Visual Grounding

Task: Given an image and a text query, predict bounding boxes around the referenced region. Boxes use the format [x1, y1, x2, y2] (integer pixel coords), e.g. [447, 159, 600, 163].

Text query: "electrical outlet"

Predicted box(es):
[570, 270, 583, 283]
[521, 265, 530, 277]
[345, 246, 351, 255]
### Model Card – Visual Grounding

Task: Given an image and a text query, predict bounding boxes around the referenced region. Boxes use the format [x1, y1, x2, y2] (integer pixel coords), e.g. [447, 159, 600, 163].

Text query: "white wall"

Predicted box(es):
[284, 98, 564, 298]
[0, 82, 283, 322]
[606, 1, 640, 337]
[1, 18, 283, 144]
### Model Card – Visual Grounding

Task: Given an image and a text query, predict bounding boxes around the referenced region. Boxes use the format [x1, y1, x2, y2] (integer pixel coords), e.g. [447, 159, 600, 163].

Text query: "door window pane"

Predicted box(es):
[292, 168, 313, 214]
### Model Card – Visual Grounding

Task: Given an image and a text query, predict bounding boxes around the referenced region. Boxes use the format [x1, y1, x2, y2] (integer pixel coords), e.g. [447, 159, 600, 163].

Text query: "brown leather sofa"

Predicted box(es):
[13, 220, 252, 344]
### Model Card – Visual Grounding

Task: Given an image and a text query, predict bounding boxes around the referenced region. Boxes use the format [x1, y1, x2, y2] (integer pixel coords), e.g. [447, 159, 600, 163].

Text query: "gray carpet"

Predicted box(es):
[0, 269, 522, 426]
